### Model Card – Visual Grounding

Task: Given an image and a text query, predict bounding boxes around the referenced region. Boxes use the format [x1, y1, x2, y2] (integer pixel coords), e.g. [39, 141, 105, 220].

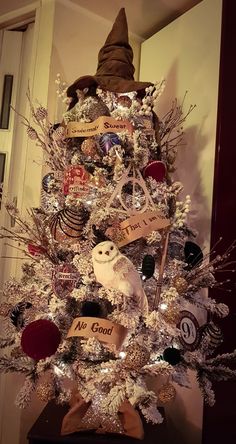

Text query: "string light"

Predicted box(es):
[119, 351, 126, 359]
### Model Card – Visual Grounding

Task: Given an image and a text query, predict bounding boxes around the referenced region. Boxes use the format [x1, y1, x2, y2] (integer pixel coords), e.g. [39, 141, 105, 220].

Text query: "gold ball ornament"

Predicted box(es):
[123, 343, 150, 370]
[81, 139, 101, 161]
[36, 381, 55, 402]
[0, 303, 12, 317]
[173, 276, 188, 294]
[117, 95, 132, 108]
[158, 383, 176, 404]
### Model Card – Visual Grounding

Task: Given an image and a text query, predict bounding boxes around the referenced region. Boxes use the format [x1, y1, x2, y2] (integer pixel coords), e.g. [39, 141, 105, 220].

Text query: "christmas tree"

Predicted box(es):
[0, 8, 236, 440]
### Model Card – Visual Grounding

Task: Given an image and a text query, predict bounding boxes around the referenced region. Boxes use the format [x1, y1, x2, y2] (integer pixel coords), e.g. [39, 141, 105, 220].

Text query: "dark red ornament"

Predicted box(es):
[63, 165, 91, 197]
[21, 319, 61, 360]
[143, 161, 166, 182]
[28, 243, 46, 257]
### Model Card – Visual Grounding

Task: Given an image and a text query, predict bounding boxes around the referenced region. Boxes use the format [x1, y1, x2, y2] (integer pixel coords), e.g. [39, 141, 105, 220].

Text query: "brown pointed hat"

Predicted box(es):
[67, 8, 152, 102]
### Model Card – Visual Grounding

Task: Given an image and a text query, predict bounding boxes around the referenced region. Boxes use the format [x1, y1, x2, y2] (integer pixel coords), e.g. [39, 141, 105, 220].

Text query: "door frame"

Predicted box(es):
[202, 1, 236, 443]
[0, 2, 55, 443]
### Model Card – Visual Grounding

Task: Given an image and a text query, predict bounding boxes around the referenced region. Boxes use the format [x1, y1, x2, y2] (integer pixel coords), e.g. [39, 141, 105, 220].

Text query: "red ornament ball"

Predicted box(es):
[21, 319, 61, 360]
[143, 160, 166, 182]
[28, 243, 46, 257]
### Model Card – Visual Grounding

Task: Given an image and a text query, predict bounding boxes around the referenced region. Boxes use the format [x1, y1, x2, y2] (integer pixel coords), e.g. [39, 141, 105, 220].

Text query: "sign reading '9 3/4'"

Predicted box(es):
[178, 310, 202, 351]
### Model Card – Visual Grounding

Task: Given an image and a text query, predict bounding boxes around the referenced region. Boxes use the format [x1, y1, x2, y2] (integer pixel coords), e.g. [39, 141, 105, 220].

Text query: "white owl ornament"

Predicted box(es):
[92, 241, 149, 315]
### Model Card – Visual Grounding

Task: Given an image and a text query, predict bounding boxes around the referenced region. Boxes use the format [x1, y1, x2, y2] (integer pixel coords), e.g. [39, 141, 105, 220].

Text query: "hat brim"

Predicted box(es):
[67, 75, 152, 97]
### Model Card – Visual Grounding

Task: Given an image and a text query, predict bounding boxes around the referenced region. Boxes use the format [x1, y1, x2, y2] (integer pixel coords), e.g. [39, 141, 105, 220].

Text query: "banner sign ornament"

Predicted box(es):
[67, 317, 128, 349]
[65, 116, 133, 138]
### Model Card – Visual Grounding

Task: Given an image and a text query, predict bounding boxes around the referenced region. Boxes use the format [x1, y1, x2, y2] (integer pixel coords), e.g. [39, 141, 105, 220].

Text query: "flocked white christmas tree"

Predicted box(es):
[0, 8, 236, 439]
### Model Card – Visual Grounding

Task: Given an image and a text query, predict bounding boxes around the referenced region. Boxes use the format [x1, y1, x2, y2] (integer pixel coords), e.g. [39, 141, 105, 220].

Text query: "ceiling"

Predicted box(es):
[0, 0, 201, 40]
[70, 0, 202, 39]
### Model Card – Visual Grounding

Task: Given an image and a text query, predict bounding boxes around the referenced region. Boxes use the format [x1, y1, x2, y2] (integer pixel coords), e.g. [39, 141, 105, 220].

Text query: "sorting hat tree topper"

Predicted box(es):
[1, 7, 236, 440]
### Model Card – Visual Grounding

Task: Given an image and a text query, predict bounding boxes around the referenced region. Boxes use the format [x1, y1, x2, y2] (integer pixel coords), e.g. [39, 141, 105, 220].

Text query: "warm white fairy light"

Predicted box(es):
[160, 303, 168, 311]
[54, 365, 64, 376]
[119, 351, 126, 359]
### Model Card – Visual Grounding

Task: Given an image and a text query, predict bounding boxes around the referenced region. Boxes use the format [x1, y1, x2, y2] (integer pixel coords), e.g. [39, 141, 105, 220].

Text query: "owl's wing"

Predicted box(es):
[113, 256, 135, 277]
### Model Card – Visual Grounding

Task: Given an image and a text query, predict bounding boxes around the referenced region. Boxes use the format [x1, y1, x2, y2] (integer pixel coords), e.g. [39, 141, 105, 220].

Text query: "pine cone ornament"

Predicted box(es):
[27, 126, 38, 140]
[123, 343, 150, 370]
[52, 125, 65, 141]
[35, 106, 48, 121]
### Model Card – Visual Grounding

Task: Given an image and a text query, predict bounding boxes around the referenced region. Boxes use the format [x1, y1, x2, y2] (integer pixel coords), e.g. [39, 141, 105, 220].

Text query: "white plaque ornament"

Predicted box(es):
[178, 310, 201, 351]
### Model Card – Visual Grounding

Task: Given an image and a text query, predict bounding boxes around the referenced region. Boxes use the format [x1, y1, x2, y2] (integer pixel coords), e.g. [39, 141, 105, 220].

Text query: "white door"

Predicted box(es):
[0, 30, 23, 283]
[0, 25, 36, 444]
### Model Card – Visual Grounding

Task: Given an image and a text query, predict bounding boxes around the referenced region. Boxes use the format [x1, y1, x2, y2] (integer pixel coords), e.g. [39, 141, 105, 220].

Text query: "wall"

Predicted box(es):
[0, 0, 34, 17]
[48, 0, 141, 122]
[140, 0, 222, 443]
[140, 0, 222, 246]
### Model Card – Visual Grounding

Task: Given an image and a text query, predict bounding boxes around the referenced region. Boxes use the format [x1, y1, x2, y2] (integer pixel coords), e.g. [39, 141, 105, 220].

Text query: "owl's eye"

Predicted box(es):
[110, 246, 114, 250]
[99, 251, 102, 255]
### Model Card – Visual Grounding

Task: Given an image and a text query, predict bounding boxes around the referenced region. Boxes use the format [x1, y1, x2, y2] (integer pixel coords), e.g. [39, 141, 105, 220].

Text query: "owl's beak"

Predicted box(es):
[105, 251, 110, 256]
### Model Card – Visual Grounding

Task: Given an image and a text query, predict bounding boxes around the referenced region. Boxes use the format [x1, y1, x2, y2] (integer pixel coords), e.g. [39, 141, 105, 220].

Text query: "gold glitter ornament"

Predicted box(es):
[36, 381, 55, 402]
[80, 397, 124, 434]
[161, 303, 180, 325]
[81, 139, 101, 161]
[158, 383, 176, 404]
[123, 343, 150, 370]
[173, 276, 188, 294]
[83, 97, 110, 122]
[0, 303, 12, 317]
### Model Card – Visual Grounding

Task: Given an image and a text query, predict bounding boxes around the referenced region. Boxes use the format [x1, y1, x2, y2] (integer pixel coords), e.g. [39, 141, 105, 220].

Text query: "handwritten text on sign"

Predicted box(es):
[67, 317, 128, 349]
[65, 116, 133, 138]
[106, 210, 170, 247]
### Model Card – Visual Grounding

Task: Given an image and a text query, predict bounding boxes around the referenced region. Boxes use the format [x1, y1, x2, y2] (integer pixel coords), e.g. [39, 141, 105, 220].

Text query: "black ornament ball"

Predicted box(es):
[92, 225, 110, 245]
[81, 301, 102, 318]
[141, 255, 155, 280]
[163, 347, 182, 365]
[184, 241, 203, 270]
